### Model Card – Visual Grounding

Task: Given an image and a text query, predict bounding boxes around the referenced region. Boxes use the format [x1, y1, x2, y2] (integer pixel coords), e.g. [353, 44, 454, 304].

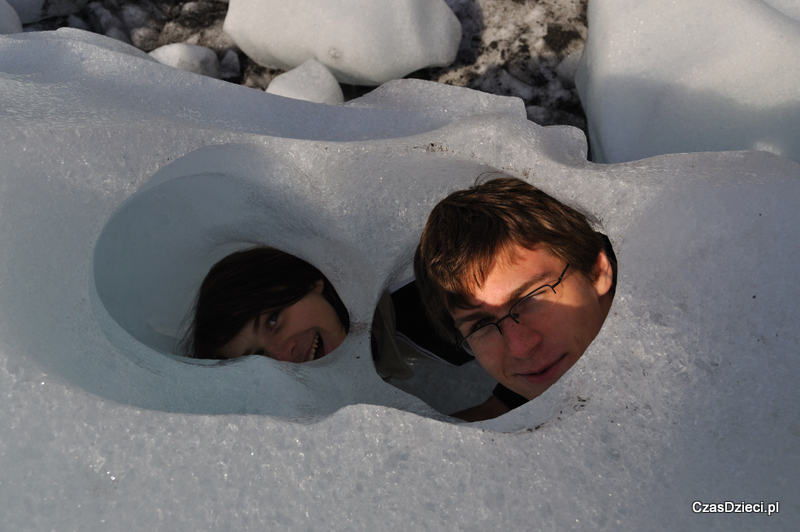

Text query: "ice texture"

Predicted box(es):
[266, 59, 344, 104]
[0, 0, 22, 34]
[223, 0, 461, 85]
[576, 0, 800, 163]
[1, 28, 799, 530]
[149, 42, 221, 78]
[6, 0, 88, 23]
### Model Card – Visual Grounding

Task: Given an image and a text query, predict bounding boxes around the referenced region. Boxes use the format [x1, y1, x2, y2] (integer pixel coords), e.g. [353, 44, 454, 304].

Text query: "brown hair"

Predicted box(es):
[184, 246, 349, 359]
[414, 176, 615, 344]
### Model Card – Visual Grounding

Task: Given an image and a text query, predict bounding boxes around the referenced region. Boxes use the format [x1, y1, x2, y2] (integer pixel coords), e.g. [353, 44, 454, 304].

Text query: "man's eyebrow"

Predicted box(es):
[453, 271, 552, 328]
[453, 309, 492, 329]
[505, 272, 551, 305]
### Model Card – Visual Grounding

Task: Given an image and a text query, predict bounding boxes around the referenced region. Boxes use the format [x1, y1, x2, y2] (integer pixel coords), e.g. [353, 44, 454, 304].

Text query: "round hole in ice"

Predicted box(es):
[92, 173, 265, 360]
[91, 169, 361, 366]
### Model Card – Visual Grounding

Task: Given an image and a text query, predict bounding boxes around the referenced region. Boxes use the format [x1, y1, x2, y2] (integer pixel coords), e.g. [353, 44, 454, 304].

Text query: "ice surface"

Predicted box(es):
[265, 59, 344, 105]
[1, 28, 799, 530]
[576, 0, 800, 163]
[149, 42, 221, 78]
[223, 0, 461, 85]
[7, 0, 87, 24]
[0, 0, 21, 34]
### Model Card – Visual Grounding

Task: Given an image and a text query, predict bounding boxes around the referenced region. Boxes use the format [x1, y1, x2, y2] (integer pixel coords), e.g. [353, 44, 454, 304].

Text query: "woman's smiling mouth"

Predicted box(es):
[307, 332, 323, 362]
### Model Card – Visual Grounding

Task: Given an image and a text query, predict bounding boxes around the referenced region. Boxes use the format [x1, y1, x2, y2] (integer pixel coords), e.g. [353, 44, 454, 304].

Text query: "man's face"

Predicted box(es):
[450, 245, 612, 400]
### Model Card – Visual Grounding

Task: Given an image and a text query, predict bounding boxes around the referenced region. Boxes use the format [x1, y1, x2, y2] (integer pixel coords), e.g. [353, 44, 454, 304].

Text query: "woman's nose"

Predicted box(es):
[261, 330, 296, 362]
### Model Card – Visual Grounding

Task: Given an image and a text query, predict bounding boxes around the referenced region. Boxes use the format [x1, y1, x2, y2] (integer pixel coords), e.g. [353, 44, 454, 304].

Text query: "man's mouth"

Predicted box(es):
[518, 353, 568, 384]
[307, 333, 323, 361]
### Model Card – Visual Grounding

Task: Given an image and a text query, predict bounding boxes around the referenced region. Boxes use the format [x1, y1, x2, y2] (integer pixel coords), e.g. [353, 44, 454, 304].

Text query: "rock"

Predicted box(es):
[0, 0, 22, 34]
[218, 48, 240, 79]
[266, 59, 343, 104]
[222, 0, 461, 85]
[6, 0, 89, 24]
[149, 42, 220, 78]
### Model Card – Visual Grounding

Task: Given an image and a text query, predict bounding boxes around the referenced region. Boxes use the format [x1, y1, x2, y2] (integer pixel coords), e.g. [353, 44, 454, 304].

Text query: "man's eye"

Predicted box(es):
[528, 286, 551, 299]
[470, 318, 493, 334]
[517, 288, 551, 309]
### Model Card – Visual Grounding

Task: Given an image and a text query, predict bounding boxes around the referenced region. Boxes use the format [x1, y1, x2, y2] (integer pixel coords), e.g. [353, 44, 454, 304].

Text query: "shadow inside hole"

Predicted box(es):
[374, 281, 498, 417]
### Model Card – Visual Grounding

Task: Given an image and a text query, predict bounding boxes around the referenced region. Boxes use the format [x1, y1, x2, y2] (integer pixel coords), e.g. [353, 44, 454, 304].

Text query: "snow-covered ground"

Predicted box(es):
[1, 1, 799, 530]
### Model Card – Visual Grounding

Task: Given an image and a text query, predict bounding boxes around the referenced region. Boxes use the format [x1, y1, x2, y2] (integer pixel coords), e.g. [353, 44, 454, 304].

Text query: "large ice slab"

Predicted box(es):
[576, 0, 800, 163]
[0, 28, 798, 530]
[223, 0, 461, 85]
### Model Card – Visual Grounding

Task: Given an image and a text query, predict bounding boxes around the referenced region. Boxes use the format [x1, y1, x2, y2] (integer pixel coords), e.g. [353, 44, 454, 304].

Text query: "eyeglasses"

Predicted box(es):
[459, 264, 570, 357]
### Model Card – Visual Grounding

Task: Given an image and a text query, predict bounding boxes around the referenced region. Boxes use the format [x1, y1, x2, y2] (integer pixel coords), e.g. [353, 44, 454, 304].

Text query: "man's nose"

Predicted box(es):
[501, 319, 541, 359]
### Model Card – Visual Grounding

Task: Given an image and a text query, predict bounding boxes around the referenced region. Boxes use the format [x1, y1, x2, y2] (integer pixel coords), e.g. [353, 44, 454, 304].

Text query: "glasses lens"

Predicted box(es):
[512, 286, 557, 321]
[458, 268, 567, 356]
[461, 324, 500, 356]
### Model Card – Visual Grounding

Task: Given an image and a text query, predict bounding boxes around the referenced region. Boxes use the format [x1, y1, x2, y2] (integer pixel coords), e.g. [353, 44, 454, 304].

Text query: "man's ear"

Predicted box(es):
[592, 250, 614, 297]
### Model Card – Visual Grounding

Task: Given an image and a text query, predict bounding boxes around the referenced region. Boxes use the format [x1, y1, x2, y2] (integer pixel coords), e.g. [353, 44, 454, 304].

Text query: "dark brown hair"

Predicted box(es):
[184, 246, 349, 359]
[414, 176, 615, 344]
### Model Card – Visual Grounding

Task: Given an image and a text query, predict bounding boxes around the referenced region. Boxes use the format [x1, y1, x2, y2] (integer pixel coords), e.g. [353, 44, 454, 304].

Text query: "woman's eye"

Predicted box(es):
[267, 310, 280, 328]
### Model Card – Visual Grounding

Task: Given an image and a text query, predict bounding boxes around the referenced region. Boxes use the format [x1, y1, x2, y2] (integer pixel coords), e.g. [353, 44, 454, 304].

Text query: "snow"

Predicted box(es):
[576, 0, 800, 163]
[222, 0, 462, 85]
[265, 59, 344, 104]
[1, 26, 799, 529]
[149, 42, 221, 78]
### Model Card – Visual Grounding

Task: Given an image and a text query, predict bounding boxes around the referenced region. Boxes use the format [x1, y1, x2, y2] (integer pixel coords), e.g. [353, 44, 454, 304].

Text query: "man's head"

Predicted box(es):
[414, 176, 616, 400]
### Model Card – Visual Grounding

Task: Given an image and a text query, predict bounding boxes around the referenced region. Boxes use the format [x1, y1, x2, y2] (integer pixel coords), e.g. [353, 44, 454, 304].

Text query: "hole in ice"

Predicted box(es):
[92, 171, 355, 366]
[371, 278, 498, 417]
[93, 174, 261, 359]
[91, 167, 500, 421]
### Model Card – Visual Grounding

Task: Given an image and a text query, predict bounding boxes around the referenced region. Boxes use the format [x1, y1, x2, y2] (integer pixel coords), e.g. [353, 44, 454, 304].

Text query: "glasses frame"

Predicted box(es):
[460, 263, 570, 356]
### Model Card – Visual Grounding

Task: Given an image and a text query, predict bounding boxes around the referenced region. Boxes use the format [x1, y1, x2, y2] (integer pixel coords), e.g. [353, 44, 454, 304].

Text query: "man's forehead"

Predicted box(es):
[452, 245, 560, 315]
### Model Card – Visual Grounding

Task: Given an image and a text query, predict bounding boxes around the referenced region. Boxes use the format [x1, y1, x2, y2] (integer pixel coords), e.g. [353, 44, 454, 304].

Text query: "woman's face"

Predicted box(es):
[217, 280, 347, 362]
